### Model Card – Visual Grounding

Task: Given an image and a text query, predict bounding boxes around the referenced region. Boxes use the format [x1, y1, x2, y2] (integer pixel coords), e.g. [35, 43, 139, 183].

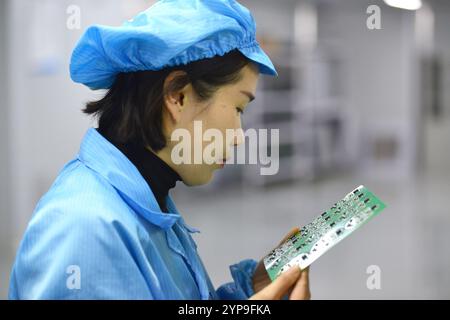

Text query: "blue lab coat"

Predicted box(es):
[9, 128, 258, 300]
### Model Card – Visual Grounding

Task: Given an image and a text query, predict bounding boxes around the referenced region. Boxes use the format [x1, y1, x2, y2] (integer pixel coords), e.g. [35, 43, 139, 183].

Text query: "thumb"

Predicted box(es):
[277, 227, 300, 247]
[251, 266, 301, 300]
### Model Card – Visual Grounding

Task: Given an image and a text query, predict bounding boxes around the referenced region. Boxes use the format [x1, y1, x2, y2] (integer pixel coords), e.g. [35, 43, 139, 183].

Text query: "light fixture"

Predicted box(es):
[383, 0, 422, 10]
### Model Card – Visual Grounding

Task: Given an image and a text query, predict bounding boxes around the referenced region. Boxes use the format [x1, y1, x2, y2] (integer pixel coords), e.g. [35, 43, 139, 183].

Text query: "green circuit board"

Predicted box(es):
[263, 185, 386, 281]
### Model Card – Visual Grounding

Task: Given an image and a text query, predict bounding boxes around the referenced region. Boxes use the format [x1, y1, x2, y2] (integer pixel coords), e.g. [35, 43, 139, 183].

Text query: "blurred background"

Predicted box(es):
[1, 0, 449, 299]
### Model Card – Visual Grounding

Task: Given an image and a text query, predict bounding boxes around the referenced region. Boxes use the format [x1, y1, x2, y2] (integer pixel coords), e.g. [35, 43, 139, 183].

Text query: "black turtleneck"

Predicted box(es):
[97, 128, 181, 213]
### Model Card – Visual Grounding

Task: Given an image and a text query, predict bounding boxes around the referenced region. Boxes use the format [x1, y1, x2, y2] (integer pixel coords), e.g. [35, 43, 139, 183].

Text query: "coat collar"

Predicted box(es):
[77, 128, 183, 230]
[77, 128, 209, 298]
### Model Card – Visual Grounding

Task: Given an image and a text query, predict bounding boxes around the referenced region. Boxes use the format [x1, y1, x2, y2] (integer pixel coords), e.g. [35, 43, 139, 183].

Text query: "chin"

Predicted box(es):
[182, 171, 214, 187]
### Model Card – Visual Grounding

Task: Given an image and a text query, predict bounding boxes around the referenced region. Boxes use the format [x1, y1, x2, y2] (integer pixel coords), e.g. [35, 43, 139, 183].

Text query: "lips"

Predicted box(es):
[217, 157, 228, 165]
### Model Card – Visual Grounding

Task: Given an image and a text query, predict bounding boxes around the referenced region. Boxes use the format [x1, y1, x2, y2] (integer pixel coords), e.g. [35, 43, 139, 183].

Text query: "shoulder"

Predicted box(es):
[10, 159, 152, 299]
[33, 158, 137, 228]
[19, 157, 147, 263]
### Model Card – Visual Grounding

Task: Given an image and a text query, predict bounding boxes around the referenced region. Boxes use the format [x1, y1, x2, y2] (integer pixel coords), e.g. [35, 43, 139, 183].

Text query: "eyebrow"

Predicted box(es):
[240, 90, 255, 103]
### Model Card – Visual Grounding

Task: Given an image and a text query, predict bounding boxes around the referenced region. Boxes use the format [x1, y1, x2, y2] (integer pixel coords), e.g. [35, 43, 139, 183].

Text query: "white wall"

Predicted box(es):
[0, 0, 12, 258]
[424, 0, 450, 174]
[317, 0, 421, 180]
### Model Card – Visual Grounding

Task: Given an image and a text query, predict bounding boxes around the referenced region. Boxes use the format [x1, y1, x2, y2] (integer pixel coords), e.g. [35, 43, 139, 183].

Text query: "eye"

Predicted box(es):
[236, 107, 244, 115]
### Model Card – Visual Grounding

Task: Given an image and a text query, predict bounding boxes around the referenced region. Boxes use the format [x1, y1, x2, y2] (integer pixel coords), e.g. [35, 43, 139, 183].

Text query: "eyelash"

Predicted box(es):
[236, 107, 244, 115]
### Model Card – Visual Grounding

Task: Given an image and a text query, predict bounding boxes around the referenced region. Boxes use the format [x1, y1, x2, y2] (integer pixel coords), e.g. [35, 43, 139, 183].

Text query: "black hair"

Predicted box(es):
[83, 49, 250, 151]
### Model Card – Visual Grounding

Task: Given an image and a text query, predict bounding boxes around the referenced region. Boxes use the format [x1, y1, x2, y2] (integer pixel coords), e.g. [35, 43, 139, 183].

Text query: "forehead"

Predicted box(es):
[227, 63, 260, 92]
[241, 63, 259, 82]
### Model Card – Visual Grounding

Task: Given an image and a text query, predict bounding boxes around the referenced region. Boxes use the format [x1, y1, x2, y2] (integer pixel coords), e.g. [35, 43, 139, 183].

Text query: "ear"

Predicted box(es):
[163, 71, 189, 124]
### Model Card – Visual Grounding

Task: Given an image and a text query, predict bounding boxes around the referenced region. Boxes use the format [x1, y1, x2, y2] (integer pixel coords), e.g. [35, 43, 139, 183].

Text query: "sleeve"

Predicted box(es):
[9, 205, 155, 300]
[215, 258, 258, 300]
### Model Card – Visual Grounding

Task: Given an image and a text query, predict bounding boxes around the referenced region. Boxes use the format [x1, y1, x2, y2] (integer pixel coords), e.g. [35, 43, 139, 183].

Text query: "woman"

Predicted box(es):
[9, 0, 310, 300]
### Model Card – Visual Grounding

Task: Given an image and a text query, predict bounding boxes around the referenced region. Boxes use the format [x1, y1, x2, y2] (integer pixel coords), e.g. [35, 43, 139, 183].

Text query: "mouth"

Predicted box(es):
[217, 158, 228, 167]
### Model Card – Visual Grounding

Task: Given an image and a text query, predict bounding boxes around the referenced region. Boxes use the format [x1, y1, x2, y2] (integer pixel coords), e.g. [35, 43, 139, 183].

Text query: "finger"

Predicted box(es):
[277, 227, 300, 247]
[289, 267, 311, 300]
[253, 266, 301, 300]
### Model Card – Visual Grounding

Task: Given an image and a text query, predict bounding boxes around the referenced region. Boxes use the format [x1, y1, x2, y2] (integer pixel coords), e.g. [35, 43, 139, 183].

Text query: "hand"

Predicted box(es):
[249, 265, 310, 300]
[250, 227, 311, 300]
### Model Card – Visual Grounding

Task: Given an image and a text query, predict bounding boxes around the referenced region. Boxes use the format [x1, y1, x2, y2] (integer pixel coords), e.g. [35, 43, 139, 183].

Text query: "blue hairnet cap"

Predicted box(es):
[70, 0, 278, 90]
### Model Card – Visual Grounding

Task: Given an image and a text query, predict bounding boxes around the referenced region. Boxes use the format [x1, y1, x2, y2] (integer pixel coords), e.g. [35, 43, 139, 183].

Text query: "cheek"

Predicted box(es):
[205, 104, 238, 131]
[194, 104, 240, 160]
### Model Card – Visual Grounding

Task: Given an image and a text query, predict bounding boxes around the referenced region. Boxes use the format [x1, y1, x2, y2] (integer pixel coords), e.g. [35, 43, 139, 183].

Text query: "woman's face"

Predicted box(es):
[156, 63, 260, 186]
